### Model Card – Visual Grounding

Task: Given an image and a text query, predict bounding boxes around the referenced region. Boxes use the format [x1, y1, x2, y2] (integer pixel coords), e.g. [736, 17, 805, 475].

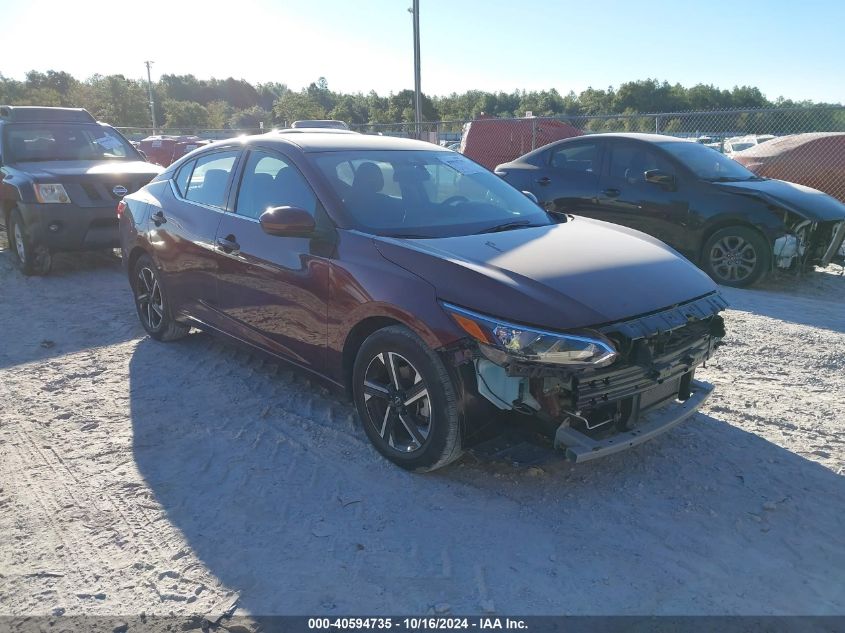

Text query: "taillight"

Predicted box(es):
[116, 200, 127, 218]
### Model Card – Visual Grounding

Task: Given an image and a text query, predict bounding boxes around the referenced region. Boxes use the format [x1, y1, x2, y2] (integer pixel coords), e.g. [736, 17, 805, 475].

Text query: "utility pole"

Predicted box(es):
[411, 0, 422, 138]
[144, 61, 157, 133]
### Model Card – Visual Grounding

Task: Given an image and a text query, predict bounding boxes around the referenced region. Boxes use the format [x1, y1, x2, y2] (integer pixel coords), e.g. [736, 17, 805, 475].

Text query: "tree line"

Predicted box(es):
[0, 71, 840, 131]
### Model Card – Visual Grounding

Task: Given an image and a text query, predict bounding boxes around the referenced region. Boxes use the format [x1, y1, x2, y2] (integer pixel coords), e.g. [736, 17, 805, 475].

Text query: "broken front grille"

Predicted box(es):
[506, 292, 726, 414]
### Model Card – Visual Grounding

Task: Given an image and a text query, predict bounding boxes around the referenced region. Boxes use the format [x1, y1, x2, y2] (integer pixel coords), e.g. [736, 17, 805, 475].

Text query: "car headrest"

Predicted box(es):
[352, 162, 384, 193]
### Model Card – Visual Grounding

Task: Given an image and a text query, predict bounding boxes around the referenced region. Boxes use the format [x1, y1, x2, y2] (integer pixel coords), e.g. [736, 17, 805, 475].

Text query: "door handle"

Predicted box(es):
[216, 235, 240, 254]
[151, 210, 166, 225]
[602, 188, 621, 198]
[536, 177, 551, 186]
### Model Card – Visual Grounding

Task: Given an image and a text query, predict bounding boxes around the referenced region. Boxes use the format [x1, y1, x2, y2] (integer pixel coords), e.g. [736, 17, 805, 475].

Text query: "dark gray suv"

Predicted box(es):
[0, 106, 161, 274]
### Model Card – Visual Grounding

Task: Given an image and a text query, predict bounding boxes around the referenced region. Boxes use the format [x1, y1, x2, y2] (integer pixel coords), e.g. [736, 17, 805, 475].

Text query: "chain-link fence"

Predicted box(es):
[350, 106, 845, 203]
[114, 107, 845, 204]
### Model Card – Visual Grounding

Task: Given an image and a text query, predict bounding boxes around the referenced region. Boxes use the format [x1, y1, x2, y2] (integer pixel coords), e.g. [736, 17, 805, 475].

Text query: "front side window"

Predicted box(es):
[3, 123, 137, 162]
[184, 151, 239, 208]
[236, 151, 317, 220]
[313, 150, 551, 238]
[608, 143, 674, 184]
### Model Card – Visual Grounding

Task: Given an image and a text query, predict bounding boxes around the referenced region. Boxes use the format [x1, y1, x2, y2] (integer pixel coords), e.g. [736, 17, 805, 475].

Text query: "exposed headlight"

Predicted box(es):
[34, 184, 70, 204]
[442, 302, 617, 368]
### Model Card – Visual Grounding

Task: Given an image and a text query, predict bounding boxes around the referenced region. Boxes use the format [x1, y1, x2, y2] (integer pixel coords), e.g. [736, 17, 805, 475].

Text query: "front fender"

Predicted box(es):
[1, 170, 32, 206]
[326, 231, 467, 386]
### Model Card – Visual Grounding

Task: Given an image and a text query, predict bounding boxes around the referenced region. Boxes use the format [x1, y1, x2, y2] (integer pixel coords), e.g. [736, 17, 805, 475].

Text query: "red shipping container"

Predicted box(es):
[460, 118, 583, 170]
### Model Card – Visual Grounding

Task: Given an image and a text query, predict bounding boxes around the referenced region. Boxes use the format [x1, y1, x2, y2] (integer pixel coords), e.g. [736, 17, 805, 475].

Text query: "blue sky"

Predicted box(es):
[1, 0, 843, 103]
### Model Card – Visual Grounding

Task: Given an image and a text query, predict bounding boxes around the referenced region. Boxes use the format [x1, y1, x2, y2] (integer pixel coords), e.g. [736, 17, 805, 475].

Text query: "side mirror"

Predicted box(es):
[137, 149, 148, 162]
[522, 191, 539, 204]
[259, 206, 316, 237]
[644, 169, 675, 187]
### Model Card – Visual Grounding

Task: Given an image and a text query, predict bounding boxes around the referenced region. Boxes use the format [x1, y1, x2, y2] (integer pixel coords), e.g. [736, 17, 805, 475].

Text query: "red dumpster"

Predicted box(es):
[139, 135, 207, 167]
[460, 118, 584, 170]
[172, 138, 211, 163]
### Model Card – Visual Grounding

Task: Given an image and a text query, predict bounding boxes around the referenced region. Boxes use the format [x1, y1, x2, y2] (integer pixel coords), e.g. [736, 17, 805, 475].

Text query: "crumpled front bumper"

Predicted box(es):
[822, 220, 845, 265]
[554, 379, 713, 462]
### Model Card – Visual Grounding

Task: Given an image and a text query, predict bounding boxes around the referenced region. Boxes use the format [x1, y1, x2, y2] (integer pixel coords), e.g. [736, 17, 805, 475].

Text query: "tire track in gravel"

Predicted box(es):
[9, 422, 171, 602]
[0, 333, 230, 612]
[13, 350, 167, 540]
[3, 426, 99, 592]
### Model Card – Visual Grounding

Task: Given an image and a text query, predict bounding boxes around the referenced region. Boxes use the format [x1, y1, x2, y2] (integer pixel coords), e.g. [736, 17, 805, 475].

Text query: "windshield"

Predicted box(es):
[658, 141, 759, 181]
[3, 123, 138, 163]
[313, 150, 551, 238]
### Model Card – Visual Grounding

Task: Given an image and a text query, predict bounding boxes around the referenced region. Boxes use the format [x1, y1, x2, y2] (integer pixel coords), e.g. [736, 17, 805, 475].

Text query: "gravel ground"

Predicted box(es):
[0, 243, 843, 619]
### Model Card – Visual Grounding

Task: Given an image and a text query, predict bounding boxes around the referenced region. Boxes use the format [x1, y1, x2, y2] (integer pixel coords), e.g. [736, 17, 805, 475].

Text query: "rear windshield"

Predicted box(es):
[3, 123, 138, 163]
[312, 150, 550, 238]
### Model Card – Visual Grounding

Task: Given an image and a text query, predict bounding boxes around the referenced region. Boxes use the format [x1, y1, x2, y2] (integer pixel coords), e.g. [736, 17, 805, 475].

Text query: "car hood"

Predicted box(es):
[13, 160, 162, 181]
[715, 178, 845, 222]
[373, 217, 719, 331]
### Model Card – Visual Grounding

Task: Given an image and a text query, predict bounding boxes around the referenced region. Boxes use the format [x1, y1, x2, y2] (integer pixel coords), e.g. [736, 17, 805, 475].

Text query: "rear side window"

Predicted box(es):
[184, 151, 239, 208]
[235, 150, 318, 219]
[174, 160, 194, 196]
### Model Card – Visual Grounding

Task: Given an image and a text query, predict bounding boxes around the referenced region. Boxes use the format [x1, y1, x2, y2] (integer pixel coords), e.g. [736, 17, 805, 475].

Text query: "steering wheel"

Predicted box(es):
[441, 195, 469, 206]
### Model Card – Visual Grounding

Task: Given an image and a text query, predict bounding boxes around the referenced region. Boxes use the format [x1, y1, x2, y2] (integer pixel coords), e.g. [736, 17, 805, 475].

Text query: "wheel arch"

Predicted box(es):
[698, 218, 773, 264]
[2, 199, 16, 229]
[126, 245, 150, 285]
[341, 316, 405, 398]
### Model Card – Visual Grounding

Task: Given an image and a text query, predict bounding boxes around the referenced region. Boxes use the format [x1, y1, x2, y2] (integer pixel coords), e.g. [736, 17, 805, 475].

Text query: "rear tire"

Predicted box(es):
[131, 253, 189, 341]
[8, 208, 51, 276]
[352, 325, 462, 472]
[702, 226, 770, 288]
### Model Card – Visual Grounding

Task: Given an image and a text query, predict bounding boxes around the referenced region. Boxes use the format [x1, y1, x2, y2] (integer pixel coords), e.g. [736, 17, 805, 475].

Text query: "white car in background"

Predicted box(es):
[724, 134, 776, 157]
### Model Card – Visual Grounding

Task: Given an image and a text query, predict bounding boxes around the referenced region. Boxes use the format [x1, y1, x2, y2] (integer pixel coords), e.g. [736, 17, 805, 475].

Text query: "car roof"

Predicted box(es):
[0, 105, 98, 124]
[204, 131, 449, 153]
[584, 133, 690, 143]
[504, 132, 691, 165]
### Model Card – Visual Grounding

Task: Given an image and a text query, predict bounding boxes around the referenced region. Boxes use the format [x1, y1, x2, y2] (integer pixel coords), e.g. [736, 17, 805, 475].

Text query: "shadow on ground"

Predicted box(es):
[129, 334, 845, 615]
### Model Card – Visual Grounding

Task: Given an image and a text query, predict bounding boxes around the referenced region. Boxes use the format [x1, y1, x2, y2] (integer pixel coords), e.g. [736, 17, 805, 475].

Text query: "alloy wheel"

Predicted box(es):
[363, 351, 432, 453]
[709, 235, 757, 283]
[135, 266, 165, 331]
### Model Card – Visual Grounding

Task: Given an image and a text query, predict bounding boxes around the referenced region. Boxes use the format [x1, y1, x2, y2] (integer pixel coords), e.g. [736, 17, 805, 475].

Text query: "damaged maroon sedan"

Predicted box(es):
[119, 131, 726, 471]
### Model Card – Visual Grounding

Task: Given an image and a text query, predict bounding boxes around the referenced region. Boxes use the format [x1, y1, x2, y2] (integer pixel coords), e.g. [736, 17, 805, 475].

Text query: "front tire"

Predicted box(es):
[352, 326, 462, 472]
[702, 226, 770, 288]
[8, 208, 51, 276]
[131, 253, 189, 341]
